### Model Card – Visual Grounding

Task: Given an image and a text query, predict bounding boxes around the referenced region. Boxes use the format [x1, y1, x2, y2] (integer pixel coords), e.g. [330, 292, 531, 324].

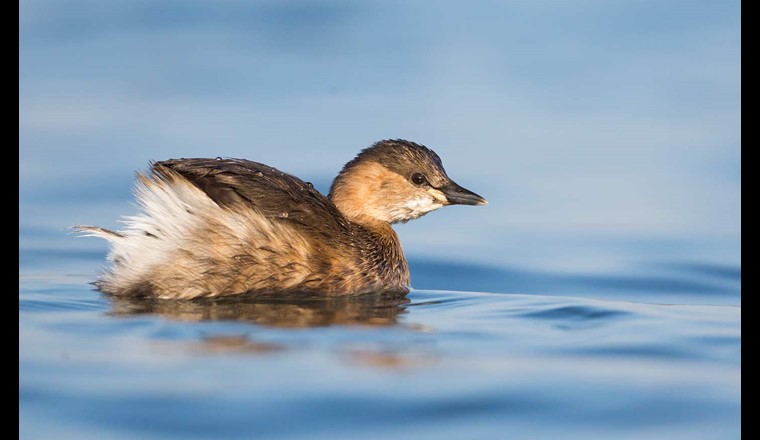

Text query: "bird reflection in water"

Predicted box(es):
[107, 292, 410, 328]
[106, 292, 436, 369]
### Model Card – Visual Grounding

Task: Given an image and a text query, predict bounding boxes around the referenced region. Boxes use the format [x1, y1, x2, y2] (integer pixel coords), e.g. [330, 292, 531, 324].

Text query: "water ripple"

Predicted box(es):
[519, 305, 630, 321]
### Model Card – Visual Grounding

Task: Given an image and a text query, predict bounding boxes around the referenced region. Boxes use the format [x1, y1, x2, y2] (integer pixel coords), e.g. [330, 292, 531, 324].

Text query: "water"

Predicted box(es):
[20, 270, 740, 439]
[20, 1, 740, 439]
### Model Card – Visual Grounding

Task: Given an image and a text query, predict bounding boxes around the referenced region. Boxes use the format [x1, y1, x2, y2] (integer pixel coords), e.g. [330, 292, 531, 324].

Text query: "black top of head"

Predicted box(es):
[350, 139, 443, 170]
[335, 139, 449, 186]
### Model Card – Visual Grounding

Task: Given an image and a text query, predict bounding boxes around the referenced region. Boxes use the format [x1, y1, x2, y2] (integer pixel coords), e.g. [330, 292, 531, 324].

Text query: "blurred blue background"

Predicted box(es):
[19, 2, 741, 439]
[20, 0, 740, 285]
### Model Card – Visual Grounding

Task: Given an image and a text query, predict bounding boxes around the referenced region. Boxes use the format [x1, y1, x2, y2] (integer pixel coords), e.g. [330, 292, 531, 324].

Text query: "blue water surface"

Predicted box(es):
[20, 1, 740, 439]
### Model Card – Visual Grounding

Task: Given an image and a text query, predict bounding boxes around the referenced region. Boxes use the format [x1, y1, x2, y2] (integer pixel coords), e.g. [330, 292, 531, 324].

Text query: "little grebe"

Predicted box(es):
[77, 139, 486, 299]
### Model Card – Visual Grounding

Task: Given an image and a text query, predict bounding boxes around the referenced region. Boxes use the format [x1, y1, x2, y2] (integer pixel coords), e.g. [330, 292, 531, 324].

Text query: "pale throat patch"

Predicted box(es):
[387, 196, 444, 223]
[405, 197, 444, 215]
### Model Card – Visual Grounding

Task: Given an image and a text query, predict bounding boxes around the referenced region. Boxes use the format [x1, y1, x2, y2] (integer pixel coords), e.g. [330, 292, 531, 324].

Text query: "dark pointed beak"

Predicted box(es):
[440, 181, 488, 206]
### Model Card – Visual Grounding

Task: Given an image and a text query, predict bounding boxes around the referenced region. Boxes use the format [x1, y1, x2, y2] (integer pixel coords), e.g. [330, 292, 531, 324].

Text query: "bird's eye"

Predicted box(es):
[411, 173, 427, 186]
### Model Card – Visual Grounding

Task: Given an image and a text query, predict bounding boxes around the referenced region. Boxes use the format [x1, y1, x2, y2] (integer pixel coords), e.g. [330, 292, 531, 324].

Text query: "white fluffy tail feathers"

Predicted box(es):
[73, 225, 124, 241]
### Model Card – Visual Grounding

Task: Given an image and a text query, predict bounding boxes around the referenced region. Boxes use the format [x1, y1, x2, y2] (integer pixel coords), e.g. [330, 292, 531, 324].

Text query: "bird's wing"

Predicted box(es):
[153, 158, 351, 234]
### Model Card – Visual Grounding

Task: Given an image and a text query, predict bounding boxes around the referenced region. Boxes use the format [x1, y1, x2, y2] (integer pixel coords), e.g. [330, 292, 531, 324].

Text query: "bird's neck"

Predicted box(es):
[329, 162, 401, 224]
[355, 221, 410, 290]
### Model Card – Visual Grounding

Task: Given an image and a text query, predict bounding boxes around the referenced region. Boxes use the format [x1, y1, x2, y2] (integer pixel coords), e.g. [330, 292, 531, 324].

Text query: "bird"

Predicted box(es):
[76, 139, 487, 299]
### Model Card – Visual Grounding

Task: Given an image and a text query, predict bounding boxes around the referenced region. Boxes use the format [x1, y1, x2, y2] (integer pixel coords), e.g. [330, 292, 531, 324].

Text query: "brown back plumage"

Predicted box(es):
[156, 158, 350, 237]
